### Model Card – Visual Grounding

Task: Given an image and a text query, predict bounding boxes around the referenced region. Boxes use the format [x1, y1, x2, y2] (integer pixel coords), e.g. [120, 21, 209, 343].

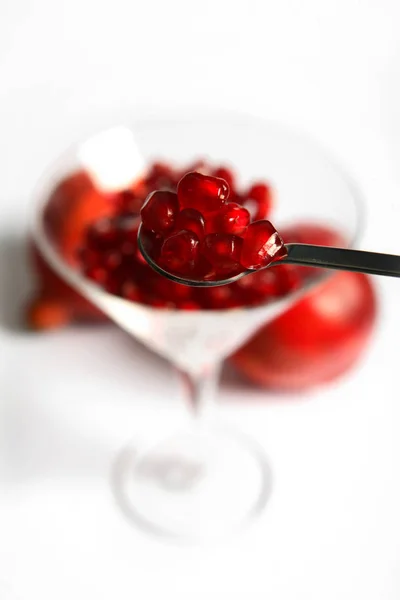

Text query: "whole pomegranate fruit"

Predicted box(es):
[26, 242, 107, 329]
[230, 224, 377, 391]
[43, 170, 114, 264]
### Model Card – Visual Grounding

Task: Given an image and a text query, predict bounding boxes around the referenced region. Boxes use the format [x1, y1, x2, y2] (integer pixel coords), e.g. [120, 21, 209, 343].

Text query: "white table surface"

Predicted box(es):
[1, 1, 400, 598]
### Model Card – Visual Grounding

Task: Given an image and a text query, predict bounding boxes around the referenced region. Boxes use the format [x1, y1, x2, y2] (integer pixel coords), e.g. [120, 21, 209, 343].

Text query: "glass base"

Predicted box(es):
[112, 425, 272, 542]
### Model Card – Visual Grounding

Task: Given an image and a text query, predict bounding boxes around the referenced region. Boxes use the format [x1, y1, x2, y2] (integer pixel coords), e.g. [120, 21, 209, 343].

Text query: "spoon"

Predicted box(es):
[138, 223, 400, 288]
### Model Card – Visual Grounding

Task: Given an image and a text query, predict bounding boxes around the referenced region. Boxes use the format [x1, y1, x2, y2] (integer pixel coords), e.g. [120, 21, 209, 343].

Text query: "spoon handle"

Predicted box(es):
[280, 243, 400, 278]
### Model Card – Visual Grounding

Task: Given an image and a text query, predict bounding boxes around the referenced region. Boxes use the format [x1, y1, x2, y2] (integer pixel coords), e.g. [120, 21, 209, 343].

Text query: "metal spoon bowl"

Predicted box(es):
[138, 223, 400, 287]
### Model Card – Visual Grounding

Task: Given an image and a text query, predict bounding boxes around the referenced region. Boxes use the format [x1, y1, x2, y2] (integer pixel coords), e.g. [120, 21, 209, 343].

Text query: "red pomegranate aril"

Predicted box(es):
[149, 298, 175, 308]
[27, 298, 71, 330]
[139, 228, 164, 261]
[87, 218, 120, 250]
[175, 208, 205, 240]
[85, 266, 108, 284]
[145, 161, 181, 189]
[192, 255, 216, 280]
[245, 183, 273, 220]
[77, 247, 99, 269]
[177, 172, 229, 214]
[102, 250, 122, 270]
[176, 300, 200, 310]
[115, 189, 144, 215]
[118, 216, 140, 238]
[146, 170, 176, 191]
[214, 262, 244, 279]
[219, 202, 250, 235]
[204, 212, 219, 235]
[131, 262, 154, 287]
[121, 281, 141, 302]
[212, 167, 235, 190]
[73, 161, 294, 312]
[160, 230, 200, 274]
[119, 228, 139, 256]
[140, 190, 180, 233]
[151, 277, 193, 302]
[274, 265, 302, 296]
[181, 159, 209, 177]
[147, 162, 174, 181]
[237, 269, 281, 296]
[199, 286, 235, 309]
[104, 273, 121, 295]
[120, 241, 136, 257]
[202, 233, 243, 270]
[241, 220, 287, 270]
[247, 183, 271, 203]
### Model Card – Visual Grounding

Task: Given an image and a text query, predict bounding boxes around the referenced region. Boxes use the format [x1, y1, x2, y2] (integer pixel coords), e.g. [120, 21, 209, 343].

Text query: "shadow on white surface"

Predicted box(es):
[0, 232, 33, 333]
[0, 318, 177, 486]
[0, 582, 21, 600]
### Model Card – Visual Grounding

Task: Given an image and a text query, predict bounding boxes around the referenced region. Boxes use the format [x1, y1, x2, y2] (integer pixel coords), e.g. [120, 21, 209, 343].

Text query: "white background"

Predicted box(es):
[1, 0, 400, 598]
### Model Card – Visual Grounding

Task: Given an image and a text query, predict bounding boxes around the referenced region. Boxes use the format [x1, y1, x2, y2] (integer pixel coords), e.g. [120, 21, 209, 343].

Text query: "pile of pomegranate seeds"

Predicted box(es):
[141, 171, 287, 281]
[76, 160, 309, 310]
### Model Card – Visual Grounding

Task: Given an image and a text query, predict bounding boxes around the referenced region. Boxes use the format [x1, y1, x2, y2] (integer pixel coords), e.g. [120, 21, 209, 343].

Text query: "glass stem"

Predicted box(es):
[177, 363, 222, 422]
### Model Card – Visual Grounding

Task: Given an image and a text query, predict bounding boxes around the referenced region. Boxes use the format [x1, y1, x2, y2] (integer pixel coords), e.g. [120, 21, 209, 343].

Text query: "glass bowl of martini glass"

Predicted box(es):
[31, 110, 363, 542]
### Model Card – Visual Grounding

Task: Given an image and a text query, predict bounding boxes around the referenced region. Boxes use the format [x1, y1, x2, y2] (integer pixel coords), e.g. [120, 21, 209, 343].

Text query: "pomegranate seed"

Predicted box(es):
[104, 273, 121, 295]
[240, 292, 268, 307]
[241, 220, 287, 270]
[118, 215, 140, 236]
[149, 298, 175, 308]
[274, 265, 302, 296]
[77, 247, 99, 268]
[203, 213, 219, 235]
[192, 255, 216, 280]
[218, 202, 250, 235]
[176, 300, 200, 310]
[199, 285, 244, 309]
[199, 286, 234, 309]
[228, 190, 243, 204]
[202, 233, 243, 270]
[120, 241, 136, 257]
[160, 230, 200, 274]
[141, 190, 179, 233]
[245, 183, 273, 220]
[146, 163, 177, 190]
[227, 282, 257, 304]
[151, 277, 193, 301]
[87, 218, 120, 250]
[177, 172, 229, 214]
[27, 298, 70, 330]
[147, 162, 174, 180]
[237, 269, 280, 296]
[73, 159, 293, 312]
[139, 228, 164, 262]
[212, 167, 235, 191]
[85, 266, 108, 284]
[175, 208, 205, 240]
[121, 281, 141, 302]
[115, 189, 144, 215]
[101, 250, 122, 270]
[131, 263, 154, 287]
[182, 159, 209, 177]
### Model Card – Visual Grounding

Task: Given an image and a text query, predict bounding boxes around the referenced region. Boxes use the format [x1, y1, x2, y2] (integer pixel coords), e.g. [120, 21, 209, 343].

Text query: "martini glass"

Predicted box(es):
[31, 110, 363, 541]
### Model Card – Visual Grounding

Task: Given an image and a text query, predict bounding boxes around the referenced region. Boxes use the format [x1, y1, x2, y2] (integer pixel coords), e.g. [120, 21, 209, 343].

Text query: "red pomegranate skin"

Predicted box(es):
[27, 240, 108, 327]
[230, 269, 377, 391]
